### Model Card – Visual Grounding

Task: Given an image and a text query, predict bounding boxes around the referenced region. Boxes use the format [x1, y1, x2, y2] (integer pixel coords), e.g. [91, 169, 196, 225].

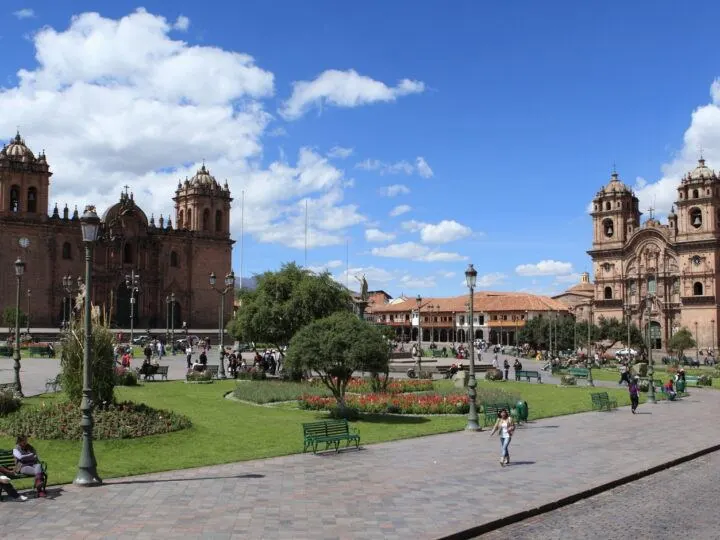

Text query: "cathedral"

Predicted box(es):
[0, 132, 234, 330]
[587, 158, 720, 352]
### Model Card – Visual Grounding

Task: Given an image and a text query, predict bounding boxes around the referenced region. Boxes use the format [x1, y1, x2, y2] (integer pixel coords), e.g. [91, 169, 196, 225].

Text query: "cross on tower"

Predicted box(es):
[123, 185, 130, 196]
[646, 204, 655, 220]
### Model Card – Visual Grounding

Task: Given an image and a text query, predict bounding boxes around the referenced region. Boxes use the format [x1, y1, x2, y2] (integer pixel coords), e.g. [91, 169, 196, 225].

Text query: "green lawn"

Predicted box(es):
[591, 367, 720, 388]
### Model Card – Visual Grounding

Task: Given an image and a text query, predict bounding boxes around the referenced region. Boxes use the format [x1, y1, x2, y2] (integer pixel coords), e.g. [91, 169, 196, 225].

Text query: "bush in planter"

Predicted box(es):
[0, 388, 21, 416]
[186, 370, 213, 382]
[114, 367, 138, 386]
[237, 369, 267, 381]
[485, 369, 504, 381]
[638, 379, 650, 392]
[697, 374, 713, 386]
[328, 405, 360, 421]
[560, 375, 577, 386]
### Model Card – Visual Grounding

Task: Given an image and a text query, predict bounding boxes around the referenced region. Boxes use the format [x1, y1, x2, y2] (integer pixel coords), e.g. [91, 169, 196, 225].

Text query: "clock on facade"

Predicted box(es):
[18, 237, 30, 249]
[692, 255, 701, 266]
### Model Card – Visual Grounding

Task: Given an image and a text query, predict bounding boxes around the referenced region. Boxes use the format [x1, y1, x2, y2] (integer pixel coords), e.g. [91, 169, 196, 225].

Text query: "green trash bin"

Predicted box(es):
[515, 400, 528, 422]
[676, 379, 686, 393]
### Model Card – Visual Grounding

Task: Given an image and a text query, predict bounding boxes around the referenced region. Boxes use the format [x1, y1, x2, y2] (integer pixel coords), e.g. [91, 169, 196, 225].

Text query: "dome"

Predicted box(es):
[687, 158, 717, 181]
[1, 132, 36, 162]
[603, 171, 631, 194]
[189, 163, 219, 187]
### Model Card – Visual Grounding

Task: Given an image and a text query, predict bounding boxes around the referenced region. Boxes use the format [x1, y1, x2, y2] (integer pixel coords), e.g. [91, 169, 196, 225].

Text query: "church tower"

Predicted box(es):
[173, 164, 232, 236]
[0, 132, 51, 219]
[675, 158, 720, 241]
[590, 170, 640, 249]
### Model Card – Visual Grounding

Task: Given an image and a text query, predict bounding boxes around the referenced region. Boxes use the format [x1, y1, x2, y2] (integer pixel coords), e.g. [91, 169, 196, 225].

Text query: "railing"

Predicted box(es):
[681, 295, 716, 306]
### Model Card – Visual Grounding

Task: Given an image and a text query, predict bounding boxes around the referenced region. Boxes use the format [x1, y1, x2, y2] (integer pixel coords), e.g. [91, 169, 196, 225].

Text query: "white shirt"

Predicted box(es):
[500, 419, 511, 438]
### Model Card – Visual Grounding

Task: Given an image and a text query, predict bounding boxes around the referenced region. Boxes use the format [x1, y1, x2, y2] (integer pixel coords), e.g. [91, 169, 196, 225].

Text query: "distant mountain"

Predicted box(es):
[235, 276, 257, 290]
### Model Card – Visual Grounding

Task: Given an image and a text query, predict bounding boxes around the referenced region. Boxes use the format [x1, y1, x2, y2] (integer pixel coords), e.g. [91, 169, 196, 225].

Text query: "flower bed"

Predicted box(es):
[0, 401, 192, 440]
[346, 378, 434, 394]
[299, 392, 470, 415]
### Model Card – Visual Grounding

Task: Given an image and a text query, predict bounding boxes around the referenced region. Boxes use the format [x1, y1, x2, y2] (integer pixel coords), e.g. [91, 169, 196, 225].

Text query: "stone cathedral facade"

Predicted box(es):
[588, 159, 720, 352]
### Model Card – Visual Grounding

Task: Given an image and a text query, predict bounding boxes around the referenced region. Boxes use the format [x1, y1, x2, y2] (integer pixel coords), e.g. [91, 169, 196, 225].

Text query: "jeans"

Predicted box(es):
[500, 436, 511, 459]
[630, 394, 639, 411]
[0, 476, 20, 499]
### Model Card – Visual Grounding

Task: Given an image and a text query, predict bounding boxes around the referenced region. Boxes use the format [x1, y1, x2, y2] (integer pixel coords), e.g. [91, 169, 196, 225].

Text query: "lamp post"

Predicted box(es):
[210, 271, 234, 379]
[125, 270, 141, 345]
[170, 293, 175, 353]
[165, 295, 170, 344]
[694, 321, 699, 362]
[465, 264, 480, 431]
[12, 258, 25, 396]
[711, 319, 716, 358]
[74, 205, 102, 486]
[415, 294, 422, 377]
[63, 275, 83, 329]
[645, 296, 656, 404]
[625, 304, 631, 351]
[26, 289, 31, 335]
[427, 304, 435, 345]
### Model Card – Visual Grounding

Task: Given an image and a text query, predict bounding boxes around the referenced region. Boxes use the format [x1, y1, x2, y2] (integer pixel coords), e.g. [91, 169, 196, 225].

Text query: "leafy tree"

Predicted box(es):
[2, 306, 27, 329]
[667, 327, 696, 361]
[285, 312, 389, 409]
[230, 263, 352, 353]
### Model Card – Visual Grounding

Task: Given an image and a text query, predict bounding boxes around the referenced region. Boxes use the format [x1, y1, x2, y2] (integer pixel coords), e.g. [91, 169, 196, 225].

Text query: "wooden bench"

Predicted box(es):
[302, 419, 360, 453]
[567, 367, 590, 379]
[590, 392, 617, 411]
[45, 375, 61, 393]
[0, 449, 47, 500]
[207, 365, 219, 379]
[515, 370, 541, 383]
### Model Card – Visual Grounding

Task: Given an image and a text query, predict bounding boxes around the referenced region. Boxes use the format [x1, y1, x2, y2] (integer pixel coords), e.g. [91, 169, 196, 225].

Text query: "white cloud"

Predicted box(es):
[371, 242, 466, 262]
[266, 126, 287, 137]
[419, 220, 472, 244]
[0, 9, 365, 251]
[401, 219, 425, 232]
[555, 273, 582, 284]
[327, 146, 353, 159]
[379, 184, 410, 197]
[279, 69, 425, 120]
[355, 156, 432, 177]
[416, 156, 433, 178]
[515, 260, 574, 276]
[173, 15, 190, 31]
[326, 259, 344, 269]
[365, 228, 396, 243]
[438, 271, 456, 279]
[13, 8, 35, 19]
[399, 274, 436, 289]
[477, 272, 507, 288]
[389, 204, 412, 217]
[630, 77, 720, 215]
[307, 259, 345, 274]
[335, 266, 395, 286]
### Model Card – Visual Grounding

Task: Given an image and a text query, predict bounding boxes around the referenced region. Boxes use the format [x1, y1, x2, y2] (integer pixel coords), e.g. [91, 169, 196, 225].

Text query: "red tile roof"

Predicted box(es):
[373, 291, 569, 314]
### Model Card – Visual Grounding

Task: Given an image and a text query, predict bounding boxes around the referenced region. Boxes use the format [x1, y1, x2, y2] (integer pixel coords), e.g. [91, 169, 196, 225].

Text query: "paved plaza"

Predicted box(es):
[2, 372, 719, 538]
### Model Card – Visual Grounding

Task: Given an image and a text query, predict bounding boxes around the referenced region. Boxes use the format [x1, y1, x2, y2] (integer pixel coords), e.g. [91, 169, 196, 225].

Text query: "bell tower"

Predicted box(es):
[675, 158, 720, 241]
[0, 132, 51, 219]
[173, 164, 232, 236]
[590, 170, 640, 249]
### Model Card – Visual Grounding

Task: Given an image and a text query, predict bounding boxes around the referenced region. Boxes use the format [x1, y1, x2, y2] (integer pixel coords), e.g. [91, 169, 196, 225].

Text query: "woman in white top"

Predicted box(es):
[489, 409, 515, 466]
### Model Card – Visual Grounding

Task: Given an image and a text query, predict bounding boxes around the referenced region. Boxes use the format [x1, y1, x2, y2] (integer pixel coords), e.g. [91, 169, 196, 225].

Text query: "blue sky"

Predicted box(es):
[2, 1, 720, 297]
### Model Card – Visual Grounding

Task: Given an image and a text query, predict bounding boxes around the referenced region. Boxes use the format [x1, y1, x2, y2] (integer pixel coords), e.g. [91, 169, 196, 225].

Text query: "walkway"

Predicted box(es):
[4, 387, 720, 539]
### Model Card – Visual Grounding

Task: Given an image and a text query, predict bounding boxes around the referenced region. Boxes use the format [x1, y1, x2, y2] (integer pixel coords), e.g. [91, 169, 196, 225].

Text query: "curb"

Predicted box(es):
[438, 443, 720, 539]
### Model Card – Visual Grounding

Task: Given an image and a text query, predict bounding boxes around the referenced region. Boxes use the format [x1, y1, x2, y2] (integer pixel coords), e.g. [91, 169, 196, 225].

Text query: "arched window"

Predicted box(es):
[123, 243, 133, 264]
[690, 207, 702, 229]
[603, 218, 614, 238]
[170, 251, 179, 268]
[178, 210, 184, 229]
[604, 286, 613, 299]
[187, 208, 192, 229]
[62, 242, 72, 260]
[202, 208, 210, 231]
[9, 185, 20, 212]
[215, 210, 222, 232]
[693, 189, 699, 199]
[27, 187, 37, 213]
[694, 282, 704, 296]
[604, 201, 611, 211]
[648, 275, 657, 296]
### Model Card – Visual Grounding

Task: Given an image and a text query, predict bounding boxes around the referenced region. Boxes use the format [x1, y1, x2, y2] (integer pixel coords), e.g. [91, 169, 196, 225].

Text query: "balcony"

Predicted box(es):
[594, 299, 623, 309]
[681, 295, 717, 306]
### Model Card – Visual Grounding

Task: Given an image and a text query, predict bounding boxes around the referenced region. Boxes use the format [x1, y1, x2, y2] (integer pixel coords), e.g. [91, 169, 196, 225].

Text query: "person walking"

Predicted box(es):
[618, 363, 631, 385]
[489, 409, 515, 466]
[503, 358, 510, 381]
[629, 376, 640, 414]
[185, 345, 193, 369]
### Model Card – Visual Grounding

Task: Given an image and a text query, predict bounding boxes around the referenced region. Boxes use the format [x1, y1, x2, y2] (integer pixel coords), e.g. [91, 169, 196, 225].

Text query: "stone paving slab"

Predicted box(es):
[3, 387, 720, 539]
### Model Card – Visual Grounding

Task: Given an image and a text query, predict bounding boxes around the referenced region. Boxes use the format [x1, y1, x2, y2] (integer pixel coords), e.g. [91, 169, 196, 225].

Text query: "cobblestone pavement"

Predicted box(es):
[483, 450, 720, 540]
[3, 386, 720, 538]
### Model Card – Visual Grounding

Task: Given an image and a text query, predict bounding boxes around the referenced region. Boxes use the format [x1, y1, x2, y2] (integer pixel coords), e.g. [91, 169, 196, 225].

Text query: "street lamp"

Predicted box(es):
[464, 263, 480, 431]
[711, 319, 716, 358]
[26, 289, 31, 335]
[170, 293, 175, 353]
[645, 296, 656, 404]
[12, 257, 25, 396]
[165, 295, 170, 344]
[586, 302, 594, 386]
[74, 205, 102, 486]
[210, 271, 234, 379]
[125, 270, 141, 345]
[63, 275, 83, 329]
[694, 321, 699, 362]
[415, 294, 422, 377]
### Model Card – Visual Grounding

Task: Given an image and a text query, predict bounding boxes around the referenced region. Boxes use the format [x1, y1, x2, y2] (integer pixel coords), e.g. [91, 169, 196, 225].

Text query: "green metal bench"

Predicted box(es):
[0, 346, 12, 358]
[514, 370, 542, 383]
[0, 449, 47, 500]
[28, 345, 51, 357]
[431, 349, 445, 358]
[302, 419, 360, 453]
[482, 402, 519, 427]
[590, 392, 617, 411]
[567, 367, 590, 379]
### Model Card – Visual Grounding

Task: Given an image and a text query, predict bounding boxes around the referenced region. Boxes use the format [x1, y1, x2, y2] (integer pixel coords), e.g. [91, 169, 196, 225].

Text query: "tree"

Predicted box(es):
[285, 312, 389, 409]
[2, 306, 27, 329]
[230, 262, 352, 352]
[668, 327, 696, 361]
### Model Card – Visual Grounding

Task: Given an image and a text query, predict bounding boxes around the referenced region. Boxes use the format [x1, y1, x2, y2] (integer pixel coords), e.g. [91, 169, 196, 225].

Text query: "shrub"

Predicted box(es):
[299, 392, 472, 415]
[114, 367, 138, 387]
[186, 370, 213, 383]
[60, 310, 116, 406]
[237, 369, 267, 381]
[560, 375, 577, 386]
[485, 369, 504, 381]
[632, 363, 648, 377]
[0, 389, 21, 416]
[697, 375, 713, 386]
[0, 401, 191, 439]
[638, 379, 650, 392]
[347, 378, 433, 394]
[232, 380, 330, 403]
[328, 405, 360, 421]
